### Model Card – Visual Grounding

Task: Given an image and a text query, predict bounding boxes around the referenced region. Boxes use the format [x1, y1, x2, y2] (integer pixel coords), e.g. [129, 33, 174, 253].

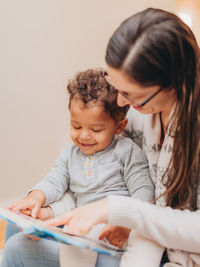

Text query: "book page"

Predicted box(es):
[0, 207, 124, 256]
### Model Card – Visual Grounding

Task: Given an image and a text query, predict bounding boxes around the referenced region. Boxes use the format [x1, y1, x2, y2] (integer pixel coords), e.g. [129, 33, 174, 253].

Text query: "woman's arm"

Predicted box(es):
[108, 195, 200, 253]
[120, 231, 164, 267]
[47, 195, 200, 254]
[47, 191, 200, 254]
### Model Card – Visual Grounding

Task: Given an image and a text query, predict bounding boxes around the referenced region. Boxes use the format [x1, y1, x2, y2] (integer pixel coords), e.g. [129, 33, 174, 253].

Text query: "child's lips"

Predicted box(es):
[79, 142, 96, 147]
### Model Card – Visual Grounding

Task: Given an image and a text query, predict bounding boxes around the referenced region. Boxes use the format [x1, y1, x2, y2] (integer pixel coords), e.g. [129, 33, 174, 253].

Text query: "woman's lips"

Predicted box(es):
[132, 105, 142, 111]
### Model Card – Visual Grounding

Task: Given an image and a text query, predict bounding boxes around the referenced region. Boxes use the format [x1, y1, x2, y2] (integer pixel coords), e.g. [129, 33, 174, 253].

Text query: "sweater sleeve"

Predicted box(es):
[123, 140, 155, 202]
[49, 189, 75, 217]
[31, 146, 70, 206]
[120, 231, 164, 267]
[108, 195, 200, 253]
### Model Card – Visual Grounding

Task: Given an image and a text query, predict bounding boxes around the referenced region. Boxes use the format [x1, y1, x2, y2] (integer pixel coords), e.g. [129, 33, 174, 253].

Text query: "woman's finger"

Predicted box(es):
[46, 212, 72, 227]
[68, 219, 92, 235]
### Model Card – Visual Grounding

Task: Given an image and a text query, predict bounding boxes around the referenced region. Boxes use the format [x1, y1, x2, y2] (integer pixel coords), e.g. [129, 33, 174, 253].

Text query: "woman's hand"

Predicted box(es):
[46, 198, 108, 234]
[99, 225, 131, 248]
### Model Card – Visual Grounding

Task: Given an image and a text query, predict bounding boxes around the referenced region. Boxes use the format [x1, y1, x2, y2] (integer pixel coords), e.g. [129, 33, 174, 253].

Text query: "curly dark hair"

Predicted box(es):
[67, 68, 130, 122]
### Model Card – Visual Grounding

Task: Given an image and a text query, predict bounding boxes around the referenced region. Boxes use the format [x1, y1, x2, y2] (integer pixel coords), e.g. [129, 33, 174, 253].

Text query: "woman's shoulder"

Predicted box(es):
[115, 135, 147, 164]
[124, 108, 146, 148]
[115, 135, 144, 154]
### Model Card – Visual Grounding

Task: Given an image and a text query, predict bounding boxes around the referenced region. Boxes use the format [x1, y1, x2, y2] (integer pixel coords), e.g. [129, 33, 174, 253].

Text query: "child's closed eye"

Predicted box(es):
[73, 126, 81, 130]
[92, 129, 103, 132]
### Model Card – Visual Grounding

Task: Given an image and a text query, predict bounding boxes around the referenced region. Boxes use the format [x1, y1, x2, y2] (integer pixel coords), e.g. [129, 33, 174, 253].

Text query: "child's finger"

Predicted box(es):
[8, 201, 23, 209]
[99, 227, 111, 240]
[118, 240, 124, 248]
[26, 234, 41, 241]
[10, 202, 32, 212]
[20, 209, 32, 216]
[31, 205, 41, 219]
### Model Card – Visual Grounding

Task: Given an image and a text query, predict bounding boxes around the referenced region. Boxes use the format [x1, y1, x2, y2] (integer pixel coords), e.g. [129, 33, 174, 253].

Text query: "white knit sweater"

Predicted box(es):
[107, 108, 200, 267]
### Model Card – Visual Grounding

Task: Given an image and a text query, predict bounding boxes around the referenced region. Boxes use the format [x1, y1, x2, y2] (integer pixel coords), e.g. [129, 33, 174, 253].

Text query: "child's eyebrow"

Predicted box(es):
[71, 120, 105, 127]
[90, 123, 105, 127]
[71, 120, 80, 123]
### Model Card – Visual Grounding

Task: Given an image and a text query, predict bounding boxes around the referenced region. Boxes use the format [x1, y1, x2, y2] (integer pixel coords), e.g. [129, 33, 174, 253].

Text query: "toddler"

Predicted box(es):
[10, 68, 154, 267]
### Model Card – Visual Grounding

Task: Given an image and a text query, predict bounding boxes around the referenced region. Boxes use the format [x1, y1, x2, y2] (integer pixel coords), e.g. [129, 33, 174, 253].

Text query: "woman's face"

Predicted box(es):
[107, 66, 177, 115]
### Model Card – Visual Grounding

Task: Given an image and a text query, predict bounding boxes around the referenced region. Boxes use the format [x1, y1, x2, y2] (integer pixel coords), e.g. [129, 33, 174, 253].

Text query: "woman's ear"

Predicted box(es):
[115, 118, 128, 135]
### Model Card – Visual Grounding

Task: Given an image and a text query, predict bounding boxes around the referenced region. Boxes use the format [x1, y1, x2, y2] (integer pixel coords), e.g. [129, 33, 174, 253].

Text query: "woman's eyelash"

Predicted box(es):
[121, 91, 129, 97]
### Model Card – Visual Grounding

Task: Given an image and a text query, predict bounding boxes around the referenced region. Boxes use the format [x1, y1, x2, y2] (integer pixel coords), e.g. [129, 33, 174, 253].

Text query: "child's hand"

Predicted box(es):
[99, 225, 131, 248]
[9, 190, 46, 219]
[15, 226, 41, 241]
[21, 206, 55, 221]
[37, 207, 54, 221]
[26, 234, 41, 241]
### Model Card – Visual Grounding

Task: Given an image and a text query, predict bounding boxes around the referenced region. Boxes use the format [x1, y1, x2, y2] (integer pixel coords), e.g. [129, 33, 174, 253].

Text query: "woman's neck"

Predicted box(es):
[160, 96, 176, 136]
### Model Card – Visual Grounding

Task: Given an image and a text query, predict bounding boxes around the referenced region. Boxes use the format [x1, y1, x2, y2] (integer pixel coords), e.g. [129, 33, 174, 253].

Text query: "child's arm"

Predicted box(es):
[31, 146, 70, 207]
[37, 190, 76, 220]
[123, 140, 154, 202]
[27, 189, 75, 220]
[97, 139, 154, 248]
[9, 146, 72, 219]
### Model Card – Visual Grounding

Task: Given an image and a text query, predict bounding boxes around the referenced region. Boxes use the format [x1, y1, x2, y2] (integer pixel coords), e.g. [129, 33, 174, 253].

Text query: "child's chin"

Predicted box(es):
[80, 149, 95, 155]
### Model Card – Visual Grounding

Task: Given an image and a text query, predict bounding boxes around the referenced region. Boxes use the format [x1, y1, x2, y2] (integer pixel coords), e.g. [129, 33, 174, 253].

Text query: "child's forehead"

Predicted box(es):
[70, 98, 114, 122]
[70, 96, 104, 111]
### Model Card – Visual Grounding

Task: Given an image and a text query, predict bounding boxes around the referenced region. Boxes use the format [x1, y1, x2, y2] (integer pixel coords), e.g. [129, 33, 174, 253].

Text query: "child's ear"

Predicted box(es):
[115, 118, 128, 135]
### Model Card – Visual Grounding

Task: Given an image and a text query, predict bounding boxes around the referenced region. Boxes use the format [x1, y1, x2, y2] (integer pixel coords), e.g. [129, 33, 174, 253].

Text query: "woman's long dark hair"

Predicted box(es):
[106, 8, 200, 210]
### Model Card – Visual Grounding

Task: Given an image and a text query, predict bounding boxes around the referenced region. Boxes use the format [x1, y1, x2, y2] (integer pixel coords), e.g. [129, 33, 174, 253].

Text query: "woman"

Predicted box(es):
[47, 7, 200, 267]
[2, 7, 200, 267]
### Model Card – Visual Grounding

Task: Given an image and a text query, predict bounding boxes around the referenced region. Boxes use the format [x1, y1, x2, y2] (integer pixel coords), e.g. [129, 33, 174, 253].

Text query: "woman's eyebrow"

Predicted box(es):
[120, 90, 150, 99]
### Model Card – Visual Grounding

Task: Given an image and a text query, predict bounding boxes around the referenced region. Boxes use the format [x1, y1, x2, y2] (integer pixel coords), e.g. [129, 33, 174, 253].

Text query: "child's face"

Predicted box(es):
[70, 97, 118, 155]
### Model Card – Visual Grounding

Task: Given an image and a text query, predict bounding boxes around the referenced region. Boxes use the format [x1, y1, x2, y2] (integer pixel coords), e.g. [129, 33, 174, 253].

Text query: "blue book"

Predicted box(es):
[0, 207, 123, 257]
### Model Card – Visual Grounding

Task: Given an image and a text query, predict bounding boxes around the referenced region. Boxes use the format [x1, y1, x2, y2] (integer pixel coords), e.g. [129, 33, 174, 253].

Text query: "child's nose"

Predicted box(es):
[80, 131, 91, 140]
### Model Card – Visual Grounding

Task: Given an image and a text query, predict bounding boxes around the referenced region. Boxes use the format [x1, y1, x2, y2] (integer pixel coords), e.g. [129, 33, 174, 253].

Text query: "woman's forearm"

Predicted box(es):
[108, 195, 200, 253]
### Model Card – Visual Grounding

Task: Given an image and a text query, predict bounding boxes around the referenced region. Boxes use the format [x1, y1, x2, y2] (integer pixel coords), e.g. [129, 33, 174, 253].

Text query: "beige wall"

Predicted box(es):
[0, 1, 177, 203]
[176, 0, 200, 44]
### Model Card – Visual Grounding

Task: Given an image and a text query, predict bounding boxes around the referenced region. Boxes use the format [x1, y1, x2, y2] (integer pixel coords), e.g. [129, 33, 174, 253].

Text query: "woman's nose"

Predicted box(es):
[117, 93, 130, 107]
